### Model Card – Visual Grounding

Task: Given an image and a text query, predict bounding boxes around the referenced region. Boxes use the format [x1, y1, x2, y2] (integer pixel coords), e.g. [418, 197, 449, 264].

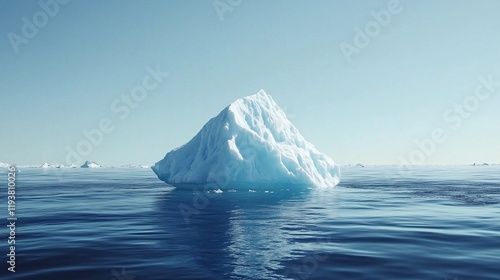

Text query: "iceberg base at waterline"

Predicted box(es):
[152, 90, 340, 190]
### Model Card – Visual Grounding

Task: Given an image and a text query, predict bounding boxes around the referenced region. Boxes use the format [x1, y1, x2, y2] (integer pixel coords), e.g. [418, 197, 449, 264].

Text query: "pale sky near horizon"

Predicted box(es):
[1, 0, 499, 166]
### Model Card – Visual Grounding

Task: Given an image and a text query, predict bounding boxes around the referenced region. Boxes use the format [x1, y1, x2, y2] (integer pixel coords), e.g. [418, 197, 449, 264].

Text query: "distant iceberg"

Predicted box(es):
[81, 161, 101, 168]
[40, 163, 52, 168]
[38, 163, 77, 168]
[152, 90, 340, 189]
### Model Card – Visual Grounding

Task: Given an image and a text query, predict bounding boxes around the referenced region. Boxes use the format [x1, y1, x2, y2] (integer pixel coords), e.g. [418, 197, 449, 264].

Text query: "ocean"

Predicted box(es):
[2, 165, 499, 280]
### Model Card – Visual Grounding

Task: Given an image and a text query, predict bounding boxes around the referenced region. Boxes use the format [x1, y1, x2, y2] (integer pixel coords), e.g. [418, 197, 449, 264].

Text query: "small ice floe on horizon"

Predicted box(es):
[205, 188, 223, 194]
[40, 163, 78, 168]
[58, 164, 78, 168]
[115, 164, 150, 168]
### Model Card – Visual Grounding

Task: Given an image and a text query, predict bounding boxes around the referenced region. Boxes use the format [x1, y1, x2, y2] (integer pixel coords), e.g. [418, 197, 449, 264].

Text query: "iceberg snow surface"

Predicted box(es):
[152, 90, 340, 189]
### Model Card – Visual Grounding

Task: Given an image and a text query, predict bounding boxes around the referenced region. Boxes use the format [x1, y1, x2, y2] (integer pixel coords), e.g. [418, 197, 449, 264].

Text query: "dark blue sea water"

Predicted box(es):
[1, 165, 500, 280]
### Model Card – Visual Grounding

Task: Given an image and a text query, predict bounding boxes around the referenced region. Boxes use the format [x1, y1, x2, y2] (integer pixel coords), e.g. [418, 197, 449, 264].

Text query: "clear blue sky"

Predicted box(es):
[1, 0, 499, 166]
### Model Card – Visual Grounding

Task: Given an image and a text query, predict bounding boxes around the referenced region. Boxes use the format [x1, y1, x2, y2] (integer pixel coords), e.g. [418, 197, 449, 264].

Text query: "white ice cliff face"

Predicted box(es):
[152, 90, 340, 188]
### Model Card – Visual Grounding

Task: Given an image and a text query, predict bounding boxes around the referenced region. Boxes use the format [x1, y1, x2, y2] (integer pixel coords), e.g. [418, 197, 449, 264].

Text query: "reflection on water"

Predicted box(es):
[2, 166, 500, 280]
[157, 187, 322, 279]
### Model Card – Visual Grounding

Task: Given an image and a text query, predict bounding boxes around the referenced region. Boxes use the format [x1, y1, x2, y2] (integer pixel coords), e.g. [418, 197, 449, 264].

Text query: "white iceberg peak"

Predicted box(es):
[152, 90, 340, 188]
[81, 161, 101, 168]
[40, 163, 52, 168]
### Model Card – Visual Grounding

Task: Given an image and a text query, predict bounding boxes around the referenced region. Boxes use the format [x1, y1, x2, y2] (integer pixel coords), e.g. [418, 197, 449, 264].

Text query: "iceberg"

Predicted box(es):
[38, 162, 77, 168]
[81, 161, 101, 168]
[40, 163, 55, 168]
[152, 90, 340, 189]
